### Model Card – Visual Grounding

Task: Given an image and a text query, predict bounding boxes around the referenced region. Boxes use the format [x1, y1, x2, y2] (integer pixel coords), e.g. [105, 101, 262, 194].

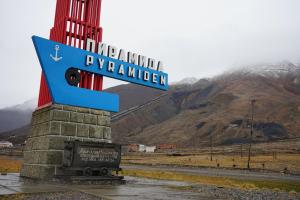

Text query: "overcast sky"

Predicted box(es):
[0, 0, 300, 108]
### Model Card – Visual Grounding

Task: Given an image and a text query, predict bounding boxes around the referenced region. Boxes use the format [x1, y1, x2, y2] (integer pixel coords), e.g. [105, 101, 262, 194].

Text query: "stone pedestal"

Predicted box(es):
[20, 104, 111, 179]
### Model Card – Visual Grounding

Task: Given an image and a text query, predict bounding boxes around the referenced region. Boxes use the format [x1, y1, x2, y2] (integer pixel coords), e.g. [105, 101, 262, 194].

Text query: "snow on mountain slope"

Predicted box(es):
[223, 61, 300, 78]
[0, 98, 37, 133]
[171, 77, 199, 85]
[11, 98, 37, 111]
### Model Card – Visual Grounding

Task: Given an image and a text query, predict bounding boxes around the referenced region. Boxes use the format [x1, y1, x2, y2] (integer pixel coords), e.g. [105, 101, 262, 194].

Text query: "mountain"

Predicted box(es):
[1, 62, 300, 147]
[111, 62, 300, 147]
[171, 77, 199, 85]
[223, 61, 300, 78]
[106, 84, 164, 111]
[0, 125, 30, 145]
[0, 84, 164, 136]
[0, 99, 37, 133]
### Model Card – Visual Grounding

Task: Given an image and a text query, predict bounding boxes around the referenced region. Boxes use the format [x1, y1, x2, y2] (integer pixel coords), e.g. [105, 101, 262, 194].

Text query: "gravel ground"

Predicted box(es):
[1, 186, 299, 200]
[190, 184, 300, 200]
[0, 174, 299, 200]
[0, 191, 102, 200]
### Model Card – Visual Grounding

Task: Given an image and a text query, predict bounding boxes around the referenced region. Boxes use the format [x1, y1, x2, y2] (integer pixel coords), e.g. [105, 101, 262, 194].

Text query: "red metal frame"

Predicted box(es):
[37, 0, 104, 108]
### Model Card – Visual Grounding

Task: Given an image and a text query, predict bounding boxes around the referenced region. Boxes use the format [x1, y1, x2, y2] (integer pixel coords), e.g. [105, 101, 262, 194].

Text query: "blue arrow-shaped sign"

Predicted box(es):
[32, 36, 169, 112]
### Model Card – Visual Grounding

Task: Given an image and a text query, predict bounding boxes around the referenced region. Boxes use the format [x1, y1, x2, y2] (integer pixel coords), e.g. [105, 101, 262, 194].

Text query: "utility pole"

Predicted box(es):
[240, 144, 243, 158]
[210, 133, 213, 161]
[247, 99, 256, 169]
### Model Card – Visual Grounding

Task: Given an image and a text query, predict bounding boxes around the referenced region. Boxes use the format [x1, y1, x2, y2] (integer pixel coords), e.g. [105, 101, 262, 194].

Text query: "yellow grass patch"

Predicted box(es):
[121, 169, 300, 192]
[122, 153, 300, 173]
[0, 156, 22, 173]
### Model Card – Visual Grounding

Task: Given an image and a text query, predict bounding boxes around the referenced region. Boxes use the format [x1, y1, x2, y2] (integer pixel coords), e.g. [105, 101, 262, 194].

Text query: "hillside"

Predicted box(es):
[111, 63, 300, 147]
[1, 63, 300, 147]
[0, 99, 36, 133]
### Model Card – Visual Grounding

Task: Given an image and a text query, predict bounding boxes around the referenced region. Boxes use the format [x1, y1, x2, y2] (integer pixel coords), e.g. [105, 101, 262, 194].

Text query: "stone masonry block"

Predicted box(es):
[89, 125, 103, 139]
[24, 150, 63, 165]
[62, 105, 78, 112]
[103, 111, 111, 116]
[48, 136, 65, 150]
[76, 107, 91, 114]
[52, 110, 70, 121]
[35, 111, 51, 125]
[84, 114, 97, 125]
[44, 151, 63, 165]
[32, 106, 51, 117]
[51, 104, 63, 110]
[50, 121, 61, 135]
[70, 112, 84, 123]
[29, 125, 38, 137]
[97, 115, 111, 126]
[33, 122, 50, 136]
[23, 151, 38, 164]
[31, 137, 48, 150]
[77, 124, 89, 137]
[25, 136, 65, 151]
[32, 110, 50, 125]
[24, 139, 33, 151]
[20, 164, 55, 179]
[90, 109, 105, 115]
[61, 122, 76, 136]
[103, 127, 111, 139]
[22, 103, 113, 180]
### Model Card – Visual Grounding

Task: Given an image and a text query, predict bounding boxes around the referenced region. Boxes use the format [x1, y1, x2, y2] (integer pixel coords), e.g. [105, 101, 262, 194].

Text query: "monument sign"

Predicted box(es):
[21, 0, 168, 180]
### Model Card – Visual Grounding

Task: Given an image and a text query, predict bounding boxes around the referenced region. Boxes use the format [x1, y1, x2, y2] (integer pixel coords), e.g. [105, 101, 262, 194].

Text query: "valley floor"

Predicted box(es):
[0, 174, 299, 200]
[122, 152, 300, 174]
[0, 155, 299, 199]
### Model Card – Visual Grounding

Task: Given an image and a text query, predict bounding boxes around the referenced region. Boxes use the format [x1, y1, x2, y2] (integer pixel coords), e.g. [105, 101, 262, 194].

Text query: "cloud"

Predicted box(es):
[0, 0, 300, 108]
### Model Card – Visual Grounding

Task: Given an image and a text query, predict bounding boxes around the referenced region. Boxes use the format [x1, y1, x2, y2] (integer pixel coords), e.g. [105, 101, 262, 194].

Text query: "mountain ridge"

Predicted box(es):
[1, 62, 299, 147]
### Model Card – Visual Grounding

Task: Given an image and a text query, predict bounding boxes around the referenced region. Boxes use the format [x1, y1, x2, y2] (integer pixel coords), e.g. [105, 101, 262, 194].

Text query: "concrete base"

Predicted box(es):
[21, 104, 112, 180]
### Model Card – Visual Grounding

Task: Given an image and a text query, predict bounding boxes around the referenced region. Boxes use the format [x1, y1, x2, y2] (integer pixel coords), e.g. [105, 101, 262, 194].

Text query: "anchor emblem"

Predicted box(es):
[50, 45, 63, 62]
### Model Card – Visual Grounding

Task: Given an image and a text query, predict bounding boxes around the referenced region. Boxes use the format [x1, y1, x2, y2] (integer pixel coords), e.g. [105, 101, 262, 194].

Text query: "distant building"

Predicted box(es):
[0, 141, 13, 148]
[125, 144, 157, 153]
[127, 144, 139, 152]
[145, 146, 156, 153]
[157, 144, 176, 150]
[138, 144, 146, 152]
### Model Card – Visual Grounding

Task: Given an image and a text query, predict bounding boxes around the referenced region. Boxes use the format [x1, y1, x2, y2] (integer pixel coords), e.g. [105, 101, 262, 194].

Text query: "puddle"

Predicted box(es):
[0, 174, 216, 200]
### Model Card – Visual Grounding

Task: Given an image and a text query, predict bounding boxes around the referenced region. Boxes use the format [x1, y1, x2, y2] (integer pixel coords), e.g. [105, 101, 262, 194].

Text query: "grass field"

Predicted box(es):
[121, 169, 300, 192]
[0, 156, 22, 173]
[0, 155, 299, 193]
[122, 153, 300, 173]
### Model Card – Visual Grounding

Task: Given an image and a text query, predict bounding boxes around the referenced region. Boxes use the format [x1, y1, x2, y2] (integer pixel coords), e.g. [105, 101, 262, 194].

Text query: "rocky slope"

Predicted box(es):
[111, 62, 300, 147]
[1, 62, 300, 147]
[0, 99, 36, 133]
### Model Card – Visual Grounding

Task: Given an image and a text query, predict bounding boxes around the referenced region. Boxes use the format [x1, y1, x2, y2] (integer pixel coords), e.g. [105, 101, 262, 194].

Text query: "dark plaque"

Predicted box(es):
[62, 141, 122, 177]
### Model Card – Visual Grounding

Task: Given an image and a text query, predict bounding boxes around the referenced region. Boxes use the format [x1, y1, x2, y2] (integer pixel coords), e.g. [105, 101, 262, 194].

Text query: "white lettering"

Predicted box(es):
[118, 49, 127, 62]
[128, 52, 138, 65]
[148, 58, 156, 70]
[128, 67, 136, 77]
[137, 69, 142, 79]
[118, 64, 125, 75]
[144, 71, 150, 81]
[86, 55, 94, 66]
[139, 55, 147, 67]
[108, 45, 117, 58]
[108, 61, 115, 72]
[97, 42, 107, 56]
[86, 38, 96, 52]
[152, 73, 158, 83]
[157, 61, 164, 72]
[160, 75, 167, 85]
[98, 58, 105, 69]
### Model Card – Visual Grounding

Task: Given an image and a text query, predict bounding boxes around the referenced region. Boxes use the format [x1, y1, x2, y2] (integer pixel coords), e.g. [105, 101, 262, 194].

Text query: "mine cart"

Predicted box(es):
[62, 141, 122, 177]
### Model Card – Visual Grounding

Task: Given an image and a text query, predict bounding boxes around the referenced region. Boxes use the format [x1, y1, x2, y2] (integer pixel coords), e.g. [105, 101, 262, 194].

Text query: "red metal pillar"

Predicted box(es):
[37, 0, 104, 108]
